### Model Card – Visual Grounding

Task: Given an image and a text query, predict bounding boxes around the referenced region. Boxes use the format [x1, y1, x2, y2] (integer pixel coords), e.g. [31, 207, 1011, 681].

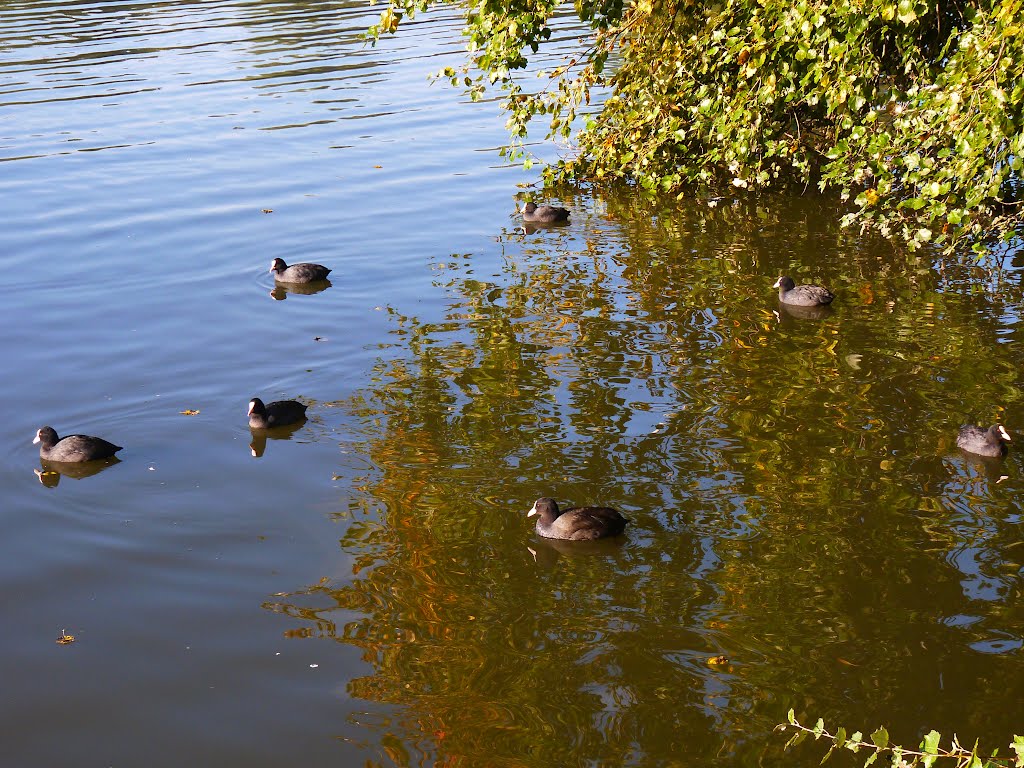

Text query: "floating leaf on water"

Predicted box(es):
[845, 353, 863, 370]
[261, 208, 273, 214]
[707, 655, 729, 666]
[56, 629, 75, 645]
[180, 409, 200, 415]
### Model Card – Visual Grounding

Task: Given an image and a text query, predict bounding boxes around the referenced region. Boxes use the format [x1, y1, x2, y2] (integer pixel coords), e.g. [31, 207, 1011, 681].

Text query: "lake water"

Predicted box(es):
[3, 1, 1024, 766]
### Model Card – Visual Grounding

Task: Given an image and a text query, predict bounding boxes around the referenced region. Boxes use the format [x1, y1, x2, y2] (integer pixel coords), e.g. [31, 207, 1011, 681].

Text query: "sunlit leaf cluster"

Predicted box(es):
[369, 0, 1024, 255]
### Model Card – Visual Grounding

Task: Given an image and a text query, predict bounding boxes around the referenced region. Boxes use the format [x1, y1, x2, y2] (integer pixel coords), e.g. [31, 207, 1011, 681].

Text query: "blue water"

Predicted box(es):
[1, 2, 541, 764]
[5, 2, 1024, 767]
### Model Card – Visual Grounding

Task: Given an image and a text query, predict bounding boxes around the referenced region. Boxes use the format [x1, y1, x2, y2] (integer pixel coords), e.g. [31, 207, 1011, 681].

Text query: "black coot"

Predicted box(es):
[33, 426, 122, 462]
[957, 424, 1011, 457]
[269, 258, 331, 284]
[248, 397, 308, 429]
[522, 202, 570, 223]
[526, 497, 629, 541]
[773, 276, 834, 306]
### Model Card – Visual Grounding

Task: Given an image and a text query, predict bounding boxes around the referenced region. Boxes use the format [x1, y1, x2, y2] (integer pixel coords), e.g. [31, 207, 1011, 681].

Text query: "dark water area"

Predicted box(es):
[3, 1, 1024, 766]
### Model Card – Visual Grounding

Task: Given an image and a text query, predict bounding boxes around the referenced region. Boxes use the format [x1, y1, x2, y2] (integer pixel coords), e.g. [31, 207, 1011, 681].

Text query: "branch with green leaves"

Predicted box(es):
[367, 0, 1024, 259]
[777, 709, 1024, 768]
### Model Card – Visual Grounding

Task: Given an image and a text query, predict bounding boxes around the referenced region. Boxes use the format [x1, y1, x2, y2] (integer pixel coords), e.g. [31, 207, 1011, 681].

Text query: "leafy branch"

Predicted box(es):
[367, 0, 1024, 259]
[777, 709, 1024, 768]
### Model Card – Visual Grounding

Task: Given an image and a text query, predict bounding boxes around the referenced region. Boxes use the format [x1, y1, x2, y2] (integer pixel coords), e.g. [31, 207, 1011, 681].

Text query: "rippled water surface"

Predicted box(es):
[4, 1, 1024, 766]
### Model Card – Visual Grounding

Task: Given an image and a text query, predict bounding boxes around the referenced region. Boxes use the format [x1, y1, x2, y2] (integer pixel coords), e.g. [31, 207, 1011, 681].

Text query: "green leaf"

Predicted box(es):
[1009, 735, 1024, 767]
[785, 730, 809, 750]
[871, 727, 889, 750]
[897, 0, 918, 24]
[921, 731, 941, 768]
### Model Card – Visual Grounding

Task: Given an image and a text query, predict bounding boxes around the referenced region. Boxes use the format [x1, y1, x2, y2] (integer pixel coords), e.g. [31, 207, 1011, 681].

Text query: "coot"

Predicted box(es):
[773, 276, 834, 306]
[522, 202, 570, 224]
[269, 258, 331, 284]
[248, 397, 308, 429]
[527, 497, 629, 541]
[957, 424, 1011, 457]
[33, 426, 122, 462]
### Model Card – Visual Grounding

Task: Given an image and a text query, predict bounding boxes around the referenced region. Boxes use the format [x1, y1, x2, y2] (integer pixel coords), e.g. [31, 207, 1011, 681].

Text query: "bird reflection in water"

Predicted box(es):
[526, 535, 628, 568]
[34, 457, 121, 487]
[269, 280, 332, 301]
[775, 301, 833, 322]
[248, 420, 306, 458]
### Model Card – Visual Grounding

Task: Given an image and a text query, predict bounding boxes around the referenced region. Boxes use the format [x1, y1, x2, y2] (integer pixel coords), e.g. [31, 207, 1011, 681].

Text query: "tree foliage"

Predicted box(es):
[369, 0, 1024, 255]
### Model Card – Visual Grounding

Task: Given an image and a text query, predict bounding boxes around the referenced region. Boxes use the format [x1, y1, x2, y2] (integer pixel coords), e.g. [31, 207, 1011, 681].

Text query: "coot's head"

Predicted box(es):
[247, 398, 266, 417]
[527, 497, 558, 518]
[33, 426, 58, 447]
[269, 258, 287, 274]
[993, 424, 1012, 442]
[773, 276, 795, 291]
[524, 202, 538, 214]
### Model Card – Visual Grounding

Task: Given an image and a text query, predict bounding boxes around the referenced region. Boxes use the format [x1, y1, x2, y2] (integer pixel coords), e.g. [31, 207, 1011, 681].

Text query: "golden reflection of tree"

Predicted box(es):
[269, 195, 1024, 765]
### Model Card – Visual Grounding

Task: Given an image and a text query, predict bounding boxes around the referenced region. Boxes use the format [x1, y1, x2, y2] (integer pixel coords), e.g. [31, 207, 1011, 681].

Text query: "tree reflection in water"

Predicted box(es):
[265, 194, 1024, 766]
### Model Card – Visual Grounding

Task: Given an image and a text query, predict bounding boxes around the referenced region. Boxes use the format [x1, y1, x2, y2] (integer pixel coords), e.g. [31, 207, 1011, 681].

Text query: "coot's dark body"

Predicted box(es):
[957, 424, 1011, 457]
[522, 202, 570, 224]
[33, 426, 122, 462]
[269, 258, 331, 284]
[773, 276, 834, 306]
[527, 497, 629, 541]
[248, 397, 308, 429]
